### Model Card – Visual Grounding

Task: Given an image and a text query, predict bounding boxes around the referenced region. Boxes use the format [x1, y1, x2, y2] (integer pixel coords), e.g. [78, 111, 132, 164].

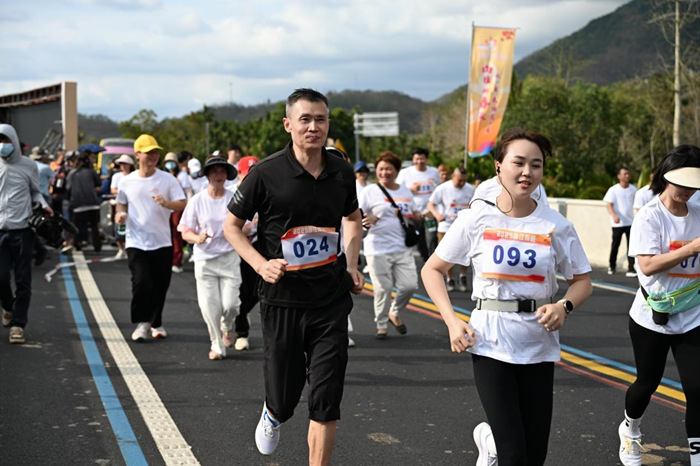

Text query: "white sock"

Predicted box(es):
[623, 411, 642, 437]
[689, 437, 700, 466]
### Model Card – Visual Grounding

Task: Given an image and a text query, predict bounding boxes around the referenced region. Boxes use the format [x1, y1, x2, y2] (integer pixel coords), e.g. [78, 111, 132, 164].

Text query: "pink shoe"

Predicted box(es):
[222, 331, 234, 348]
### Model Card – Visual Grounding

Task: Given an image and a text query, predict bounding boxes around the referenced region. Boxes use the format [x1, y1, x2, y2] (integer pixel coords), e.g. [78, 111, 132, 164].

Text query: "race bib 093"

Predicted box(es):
[480, 228, 551, 282]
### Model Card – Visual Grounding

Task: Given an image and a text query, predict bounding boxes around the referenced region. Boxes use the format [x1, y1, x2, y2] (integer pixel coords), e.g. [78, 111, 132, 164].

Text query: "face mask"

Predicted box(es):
[190, 170, 200, 178]
[0, 143, 14, 158]
[165, 161, 177, 171]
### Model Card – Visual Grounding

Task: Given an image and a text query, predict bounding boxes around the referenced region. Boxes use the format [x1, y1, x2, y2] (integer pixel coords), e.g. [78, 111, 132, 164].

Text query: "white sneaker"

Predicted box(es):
[348, 337, 356, 347]
[171, 265, 183, 273]
[235, 336, 249, 351]
[255, 403, 281, 455]
[473, 422, 497, 466]
[131, 322, 151, 342]
[625, 271, 638, 278]
[618, 420, 643, 466]
[114, 249, 127, 260]
[151, 326, 168, 339]
[446, 279, 455, 292]
[2, 309, 12, 327]
[458, 274, 468, 292]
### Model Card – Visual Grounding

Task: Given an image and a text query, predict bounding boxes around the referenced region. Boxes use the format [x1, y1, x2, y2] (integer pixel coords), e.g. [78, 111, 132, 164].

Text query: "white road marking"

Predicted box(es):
[73, 251, 200, 465]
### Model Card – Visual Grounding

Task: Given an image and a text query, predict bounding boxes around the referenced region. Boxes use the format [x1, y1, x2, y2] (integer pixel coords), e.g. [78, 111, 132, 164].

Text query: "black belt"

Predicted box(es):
[475, 298, 552, 313]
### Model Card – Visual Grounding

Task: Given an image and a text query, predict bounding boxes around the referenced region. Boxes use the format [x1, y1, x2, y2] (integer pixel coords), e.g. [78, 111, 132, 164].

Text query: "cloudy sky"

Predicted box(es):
[2, 0, 630, 122]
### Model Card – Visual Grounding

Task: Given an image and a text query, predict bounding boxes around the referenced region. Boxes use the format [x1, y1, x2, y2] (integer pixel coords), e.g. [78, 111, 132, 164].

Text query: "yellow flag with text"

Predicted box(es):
[467, 27, 516, 157]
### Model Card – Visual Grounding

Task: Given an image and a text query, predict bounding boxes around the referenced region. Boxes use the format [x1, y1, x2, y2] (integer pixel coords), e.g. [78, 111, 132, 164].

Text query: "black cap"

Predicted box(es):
[202, 156, 237, 180]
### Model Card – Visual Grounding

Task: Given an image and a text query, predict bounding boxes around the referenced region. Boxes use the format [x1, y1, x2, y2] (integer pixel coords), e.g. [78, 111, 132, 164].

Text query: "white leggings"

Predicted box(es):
[366, 250, 418, 329]
[194, 250, 242, 356]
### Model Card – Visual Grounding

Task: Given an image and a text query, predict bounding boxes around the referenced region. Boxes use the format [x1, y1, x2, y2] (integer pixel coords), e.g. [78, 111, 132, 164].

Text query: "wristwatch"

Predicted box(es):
[558, 299, 574, 317]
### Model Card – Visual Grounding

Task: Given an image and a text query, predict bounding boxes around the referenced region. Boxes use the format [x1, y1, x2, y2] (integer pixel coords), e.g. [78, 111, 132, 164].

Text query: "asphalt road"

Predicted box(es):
[0, 248, 691, 465]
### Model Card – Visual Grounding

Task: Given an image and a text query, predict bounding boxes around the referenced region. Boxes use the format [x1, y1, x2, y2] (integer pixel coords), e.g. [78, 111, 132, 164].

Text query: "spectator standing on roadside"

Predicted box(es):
[64, 152, 102, 253]
[396, 147, 440, 261]
[224, 89, 363, 465]
[427, 167, 474, 292]
[0, 124, 53, 344]
[179, 156, 241, 360]
[115, 134, 186, 342]
[604, 167, 638, 276]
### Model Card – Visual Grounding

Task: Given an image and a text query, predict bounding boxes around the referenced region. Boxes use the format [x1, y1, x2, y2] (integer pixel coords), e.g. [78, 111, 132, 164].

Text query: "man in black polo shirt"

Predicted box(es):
[224, 88, 363, 465]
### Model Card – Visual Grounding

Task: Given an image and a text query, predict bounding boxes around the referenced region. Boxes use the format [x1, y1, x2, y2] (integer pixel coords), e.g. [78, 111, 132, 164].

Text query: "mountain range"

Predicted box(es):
[80, 0, 699, 141]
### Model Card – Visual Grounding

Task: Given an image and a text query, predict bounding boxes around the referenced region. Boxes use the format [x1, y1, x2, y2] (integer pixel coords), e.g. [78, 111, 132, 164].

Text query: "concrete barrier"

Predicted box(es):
[549, 198, 631, 270]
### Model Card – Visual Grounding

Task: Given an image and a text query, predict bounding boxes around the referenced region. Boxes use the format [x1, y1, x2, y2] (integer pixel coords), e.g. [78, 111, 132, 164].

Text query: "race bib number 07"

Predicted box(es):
[480, 228, 551, 282]
[669, 240, 700, 278]
[281, 226, 339, 271]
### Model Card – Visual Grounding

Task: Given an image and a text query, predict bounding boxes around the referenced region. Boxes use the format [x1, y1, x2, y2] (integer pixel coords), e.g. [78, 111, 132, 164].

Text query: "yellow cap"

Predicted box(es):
[134, 134, 162, 154]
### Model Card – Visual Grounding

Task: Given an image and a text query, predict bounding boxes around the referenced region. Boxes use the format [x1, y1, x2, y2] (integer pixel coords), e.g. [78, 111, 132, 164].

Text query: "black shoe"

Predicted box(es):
[376, 331, 388, 340]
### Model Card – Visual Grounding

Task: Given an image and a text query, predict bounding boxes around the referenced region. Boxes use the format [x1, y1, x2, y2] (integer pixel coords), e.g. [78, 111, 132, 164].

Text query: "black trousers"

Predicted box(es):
[261, 293, 352, 423]
[126, 246, 173, 328]
[235, 249, 259, 338]
[72, 209, 101, 252]
[0, 229, 34, 328]
[609, 226, 634, 271]
[625, 318, 700, 436]
[472, 354, 554, 466]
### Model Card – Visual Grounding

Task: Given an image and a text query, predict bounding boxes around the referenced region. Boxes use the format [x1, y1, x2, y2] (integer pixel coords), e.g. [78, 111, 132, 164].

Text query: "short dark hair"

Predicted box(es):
[228, 143, 243, 153]
[412, 147, 429, 157]
[375, 151, 402, 172]
[650, 145, 700, 195]
[494, 127, 552, 165]
[178, 151, 193, 163]
[285, 88, 328, 117]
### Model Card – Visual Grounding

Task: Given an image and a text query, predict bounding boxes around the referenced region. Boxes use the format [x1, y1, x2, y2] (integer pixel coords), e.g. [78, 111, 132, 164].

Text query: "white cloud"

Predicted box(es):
[1, 0, 630, 121]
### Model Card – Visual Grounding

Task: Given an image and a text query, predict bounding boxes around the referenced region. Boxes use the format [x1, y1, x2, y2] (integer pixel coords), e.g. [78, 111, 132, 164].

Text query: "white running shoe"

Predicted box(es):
[618, 420, 643, 466]
[255, 403, 281, 455]
[458, 274, 468, 292]
[131, 322, 151, 342]
[473, 422, 497, 466]
[234, 336, 249, 351]
[114, 249, 127, 260]
[171, 266, 183, 273]
[151, 326, 168, 339]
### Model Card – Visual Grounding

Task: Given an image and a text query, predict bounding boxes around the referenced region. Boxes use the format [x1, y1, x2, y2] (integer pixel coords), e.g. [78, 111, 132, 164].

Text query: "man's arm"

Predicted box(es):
[224, 212, 287, 283]
[606, 202, 620, 224]
[342, 209, 364, 294]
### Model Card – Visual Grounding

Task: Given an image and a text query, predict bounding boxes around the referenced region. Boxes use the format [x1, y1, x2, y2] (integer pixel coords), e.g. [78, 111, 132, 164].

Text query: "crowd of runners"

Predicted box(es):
[1, 88, 700, 466]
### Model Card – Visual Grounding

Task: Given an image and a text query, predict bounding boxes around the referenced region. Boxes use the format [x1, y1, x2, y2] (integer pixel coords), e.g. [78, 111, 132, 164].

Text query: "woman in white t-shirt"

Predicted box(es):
[359, 151, 420, 339]
[617, 145, 700, 466]
[421, 128, 593, 465]
[178, 157, 242, 360]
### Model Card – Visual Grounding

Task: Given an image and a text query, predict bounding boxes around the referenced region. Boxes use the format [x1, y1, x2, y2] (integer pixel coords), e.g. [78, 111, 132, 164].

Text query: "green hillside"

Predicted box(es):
[514, 0, 700, 85]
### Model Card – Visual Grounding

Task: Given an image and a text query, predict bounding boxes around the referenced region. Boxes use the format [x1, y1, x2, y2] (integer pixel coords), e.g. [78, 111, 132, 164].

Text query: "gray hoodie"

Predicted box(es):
[0, 123, 49, 230]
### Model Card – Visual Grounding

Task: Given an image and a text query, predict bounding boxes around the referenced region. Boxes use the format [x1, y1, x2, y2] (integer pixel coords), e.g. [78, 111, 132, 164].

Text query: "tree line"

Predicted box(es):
[115, 69, 700, 200]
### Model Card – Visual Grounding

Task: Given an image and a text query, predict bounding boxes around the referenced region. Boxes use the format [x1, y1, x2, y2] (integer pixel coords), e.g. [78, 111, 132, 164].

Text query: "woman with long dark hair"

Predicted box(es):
[422, 128, 592, 465]
[618, 145, 700, 466]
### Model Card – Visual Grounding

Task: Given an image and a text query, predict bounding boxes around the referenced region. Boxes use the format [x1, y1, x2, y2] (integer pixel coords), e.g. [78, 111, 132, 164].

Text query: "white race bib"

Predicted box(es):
[281, 226, 338, 271]
[669, 240, 700, 278]
[448, 202, 470, 220]
[481, 228, 551, 283]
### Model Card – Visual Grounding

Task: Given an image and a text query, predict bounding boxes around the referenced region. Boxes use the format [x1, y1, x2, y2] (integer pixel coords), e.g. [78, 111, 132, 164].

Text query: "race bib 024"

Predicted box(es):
[480, 228, 552, 283]
[281, 226, 339, 271]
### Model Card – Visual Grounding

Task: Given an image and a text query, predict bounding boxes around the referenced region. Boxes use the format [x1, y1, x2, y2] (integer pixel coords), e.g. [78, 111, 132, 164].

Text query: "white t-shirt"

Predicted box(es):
[116, 169, 186, 251]
[436, 201, 591, 364]
[396, 165, 441, 212]
[178, 189, 236, 261]
[429, 181, 475, 233]
[471, 176, 550, 206]
[359, 183, 417, 256]
[110, 172, 124, 192]
[603, 183, 637, 227]
[633, 185, 654, 211]
[191, 176, 209, 195]
[176, 169, 192, 190]
[628, 196, 700, 334]
[356, 180, 371, 197]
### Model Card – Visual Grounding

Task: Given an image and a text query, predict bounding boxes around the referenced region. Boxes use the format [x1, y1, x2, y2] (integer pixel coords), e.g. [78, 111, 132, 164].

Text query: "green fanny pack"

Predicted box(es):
[643, 279, 700, 315]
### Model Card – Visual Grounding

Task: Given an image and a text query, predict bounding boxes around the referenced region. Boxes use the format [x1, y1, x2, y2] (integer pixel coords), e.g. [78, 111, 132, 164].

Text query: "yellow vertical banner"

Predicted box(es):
[467, 27, 516, 157]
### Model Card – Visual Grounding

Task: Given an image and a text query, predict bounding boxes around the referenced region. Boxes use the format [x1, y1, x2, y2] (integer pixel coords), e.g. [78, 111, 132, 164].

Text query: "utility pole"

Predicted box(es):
[673, 0, 681, 146]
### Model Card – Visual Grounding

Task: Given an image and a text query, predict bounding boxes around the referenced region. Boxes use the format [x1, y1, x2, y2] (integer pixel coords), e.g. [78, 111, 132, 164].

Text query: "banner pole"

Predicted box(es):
[464, 21, 475, 172]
